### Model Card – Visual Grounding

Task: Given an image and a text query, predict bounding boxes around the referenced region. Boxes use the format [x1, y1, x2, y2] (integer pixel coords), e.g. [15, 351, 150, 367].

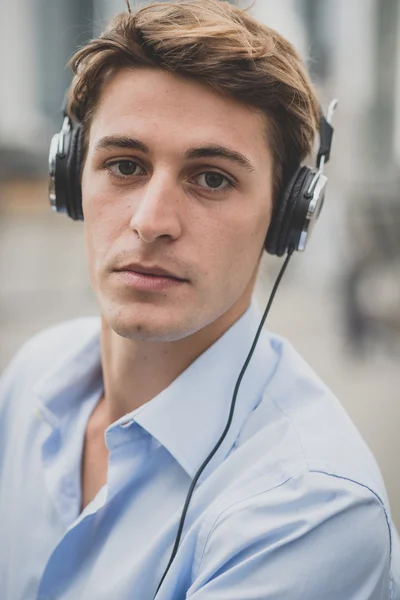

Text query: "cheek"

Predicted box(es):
[199, 208, 268, 284]
[82, 180, 129, 265]
[226, 206, 270, 258]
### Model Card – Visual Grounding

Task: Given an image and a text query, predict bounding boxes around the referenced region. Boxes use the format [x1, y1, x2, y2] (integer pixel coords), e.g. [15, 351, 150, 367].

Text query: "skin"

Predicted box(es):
[79, 68, 274, 506]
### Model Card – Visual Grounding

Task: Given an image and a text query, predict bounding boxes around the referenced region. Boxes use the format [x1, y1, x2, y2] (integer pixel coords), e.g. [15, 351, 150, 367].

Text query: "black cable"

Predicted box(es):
[154, 247, 295, 597]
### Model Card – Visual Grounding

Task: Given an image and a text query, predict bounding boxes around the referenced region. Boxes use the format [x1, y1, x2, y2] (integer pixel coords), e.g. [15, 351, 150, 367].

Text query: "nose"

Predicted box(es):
[129, 173, 183, 244]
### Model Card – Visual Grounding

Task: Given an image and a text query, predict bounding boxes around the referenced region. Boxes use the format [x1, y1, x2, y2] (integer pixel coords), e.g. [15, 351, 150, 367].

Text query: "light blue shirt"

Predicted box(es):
[0, 304, 399, 600]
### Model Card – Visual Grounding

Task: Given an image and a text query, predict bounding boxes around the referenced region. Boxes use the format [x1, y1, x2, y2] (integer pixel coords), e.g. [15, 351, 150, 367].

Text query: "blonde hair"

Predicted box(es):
[69, 0, 320, 201]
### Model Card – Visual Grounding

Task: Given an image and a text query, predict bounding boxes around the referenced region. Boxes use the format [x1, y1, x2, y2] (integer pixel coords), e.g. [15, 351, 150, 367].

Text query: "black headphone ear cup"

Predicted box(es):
[276, 166, 315, 256]
[265, 166, 304, 256]
[266, 166, 320, 257]
[65, 124, 84, 220]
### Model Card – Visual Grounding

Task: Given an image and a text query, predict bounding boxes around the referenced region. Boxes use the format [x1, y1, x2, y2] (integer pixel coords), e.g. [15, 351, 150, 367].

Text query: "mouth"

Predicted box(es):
[116, 263, 186, 281]
[114, 262, 188, 292]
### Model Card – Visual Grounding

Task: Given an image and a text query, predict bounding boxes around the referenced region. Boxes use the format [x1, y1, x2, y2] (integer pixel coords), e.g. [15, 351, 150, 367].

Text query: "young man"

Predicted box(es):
[0, 1, 398, 598]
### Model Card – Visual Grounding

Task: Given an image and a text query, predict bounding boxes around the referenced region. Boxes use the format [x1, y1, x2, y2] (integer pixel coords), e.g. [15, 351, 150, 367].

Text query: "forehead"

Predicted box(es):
[88, 68, 271, 164]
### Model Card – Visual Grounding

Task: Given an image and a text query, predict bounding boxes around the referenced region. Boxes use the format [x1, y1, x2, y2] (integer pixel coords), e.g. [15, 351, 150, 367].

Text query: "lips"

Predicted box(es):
[116, 263, 186, 281]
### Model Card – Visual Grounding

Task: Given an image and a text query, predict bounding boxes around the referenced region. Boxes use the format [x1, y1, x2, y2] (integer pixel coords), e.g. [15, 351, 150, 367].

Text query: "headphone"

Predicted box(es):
[48, 95, 336, 256]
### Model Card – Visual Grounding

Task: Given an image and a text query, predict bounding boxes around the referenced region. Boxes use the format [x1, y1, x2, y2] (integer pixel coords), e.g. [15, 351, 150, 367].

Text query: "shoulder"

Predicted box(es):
[191, 470, 393, 599]
[237, 331, 389, 506]
[0, 317, 100, 396]
[196, 331, 398, 584]
[202, 468, 390, 548]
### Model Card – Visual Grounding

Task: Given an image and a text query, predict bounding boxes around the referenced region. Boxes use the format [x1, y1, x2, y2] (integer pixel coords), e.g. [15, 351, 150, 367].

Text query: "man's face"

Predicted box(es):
[81, 68, 273, 342]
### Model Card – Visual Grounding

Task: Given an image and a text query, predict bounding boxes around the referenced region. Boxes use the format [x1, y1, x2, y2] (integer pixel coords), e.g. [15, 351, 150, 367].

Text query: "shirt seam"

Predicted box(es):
[265, 391, 394, 563]
[192, 470, 392, 588]
[309, 470, 393, 560]
[192, 475, 293, 581]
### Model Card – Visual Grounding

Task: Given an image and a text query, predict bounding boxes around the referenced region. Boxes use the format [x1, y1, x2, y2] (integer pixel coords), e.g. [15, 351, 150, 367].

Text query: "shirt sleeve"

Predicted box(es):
[187, 471, 392, 600]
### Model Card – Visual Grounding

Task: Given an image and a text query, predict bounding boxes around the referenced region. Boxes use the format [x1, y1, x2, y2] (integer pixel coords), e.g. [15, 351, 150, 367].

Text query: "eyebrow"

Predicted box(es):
[94, 136, 150, 154]
[185, 145, 255, 172]
[94, 136, 255, 172]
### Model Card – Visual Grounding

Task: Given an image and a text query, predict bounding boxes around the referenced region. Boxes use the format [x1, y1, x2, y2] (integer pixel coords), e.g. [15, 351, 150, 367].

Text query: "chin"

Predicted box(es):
[103, 304, 201, 343]
[111, 321, 184, 342]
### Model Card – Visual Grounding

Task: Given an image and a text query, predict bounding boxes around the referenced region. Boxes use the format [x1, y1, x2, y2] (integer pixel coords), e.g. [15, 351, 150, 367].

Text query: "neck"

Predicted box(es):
[99, 302, 251, 427]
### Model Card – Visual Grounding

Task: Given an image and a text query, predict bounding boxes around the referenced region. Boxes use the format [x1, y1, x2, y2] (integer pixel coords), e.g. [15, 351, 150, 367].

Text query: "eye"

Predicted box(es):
[194, 172, 233, 192]
[106, 160, 145, 178]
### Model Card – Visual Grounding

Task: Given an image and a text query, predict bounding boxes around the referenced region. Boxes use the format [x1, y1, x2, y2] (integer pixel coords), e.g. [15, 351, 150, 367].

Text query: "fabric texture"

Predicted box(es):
[0, 304, 399, 600]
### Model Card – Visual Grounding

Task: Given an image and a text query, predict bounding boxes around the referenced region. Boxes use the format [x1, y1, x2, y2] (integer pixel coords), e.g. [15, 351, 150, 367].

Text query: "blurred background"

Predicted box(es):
[0, 0, 399, 524]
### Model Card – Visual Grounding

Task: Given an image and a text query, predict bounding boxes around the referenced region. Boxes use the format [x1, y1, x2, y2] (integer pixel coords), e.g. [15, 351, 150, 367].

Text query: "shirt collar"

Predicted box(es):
[128, 302, 278, 479]
[33, 319, 103, 427]
[34, 303, 278, 479]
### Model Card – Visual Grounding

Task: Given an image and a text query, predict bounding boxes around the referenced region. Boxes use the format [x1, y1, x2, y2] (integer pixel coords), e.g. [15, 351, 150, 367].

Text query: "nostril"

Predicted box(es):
[129, 203, 182, 243]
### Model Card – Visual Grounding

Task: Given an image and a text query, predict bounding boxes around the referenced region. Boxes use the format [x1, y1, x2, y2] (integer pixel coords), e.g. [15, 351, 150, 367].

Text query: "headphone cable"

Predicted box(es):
[154, 246, 295, 597]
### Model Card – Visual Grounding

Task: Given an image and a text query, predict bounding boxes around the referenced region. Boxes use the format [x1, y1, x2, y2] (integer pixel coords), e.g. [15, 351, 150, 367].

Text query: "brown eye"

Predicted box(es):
[195, 172, 233, 192]
[107, 160, 145, 178]
[117, 161, 140, 176]
[205, 173, 224, 188]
